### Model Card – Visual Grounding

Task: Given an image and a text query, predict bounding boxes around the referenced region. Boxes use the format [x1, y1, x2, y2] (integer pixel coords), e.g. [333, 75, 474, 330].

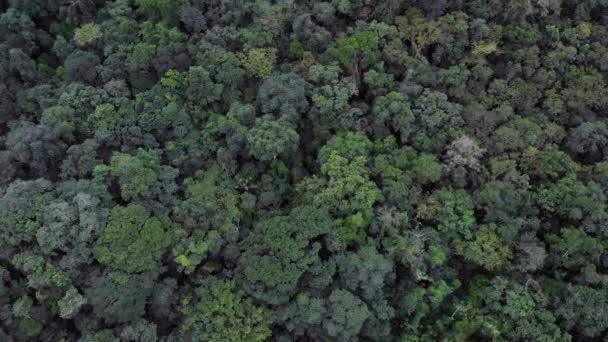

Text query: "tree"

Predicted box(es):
[0, 179, 54, 251]
[152, 43, 192, 76]
[95, 204, 178, 273]
[238, 47, 277, 79]
[5, 121, 67, 176]
[318, 131, 372, 164]
[418, 188, 476, 241]
[40, 105, 80, 141]
[337, 245, 394, 300]
[128, 42, 157, 91]
[566, 120, 608, 159]
[74, 23, 102, 47]
[96, 148, 178, 205]
[315, 152, 382, 218]
[444, 135, 485, 172]
[8, 48, 39, 83]
[246, 115, 299, 161]
[553, 284, 608, 338]
[373, 144, 442, 211]
[411, 89, 464, 153]
[474, 159, 531, 224]
[0, 151, 15, 186]
[292, 14, 332, 53]
[12, 295, 33, 319]
[503, 22, 539, 46]
[398, 279, 460, 337]
[323, 289, 370, 341]
[192, 40, 245, 100]
[179, 5, 206, 33]
[181, 277, 273, 342]
[455, 224, 512, 271]
[308, 63, 357, 128]
[520, 146, 579, 181]
[559, 67, 608, 120]
[136, 0, 175, 22]
[371, 91, 414, 140]
[396, 9, 440, 59]
[183, 66, 223, 107]
[324, 29, 380, 69]
[279, 293, 325, 338]
[511, 232, 546, 274]
[59, 82, 110, 120]
[36, 191, 109, 271]
[457, 278, 571, 341]
[11, 251, 69, 291]
[86, 271, 157, 324]
[173, 163, 242, 260]
[238, 205, 334, 305]
[435, 12, 470, 64]
[257, 72, 311, 123]
[0, 9, 38, 55]
[537, 174, 605, 221]
[120, 320, 159, 342]
[60, 139, 101, 179]
[545, 228, 603, 270]
[63, 50, 100, 84]
[58, 287, 87, 319]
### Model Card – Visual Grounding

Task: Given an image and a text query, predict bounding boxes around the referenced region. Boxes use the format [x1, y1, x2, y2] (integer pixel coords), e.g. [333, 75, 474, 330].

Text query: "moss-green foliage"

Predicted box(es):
[0, 179, 54, 250]
[316, 153, 382, 217]
[95, 148, 177, 203]
[238, 47, 277, 78]
[107, 149, 159, 199]
[396, 8, 441, 58]
[324, 29, 380, 68]
[18, 318, 43, 337]
[419, 189, 476, 240]
[181, 277, 273, 342]
[95, 204, 178, 273]
[173, 164, 242, 258]
[455, 224, 512, 271]
[12, 251, 69, 290]
[461, 278, 571, 341]
[318, 131, 372, 165]
[74, 23, 102, 46]
[503, 23, 540, 46]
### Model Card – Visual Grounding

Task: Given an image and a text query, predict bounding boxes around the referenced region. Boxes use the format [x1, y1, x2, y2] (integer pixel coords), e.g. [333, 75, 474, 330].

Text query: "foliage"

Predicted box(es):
[86, 271, 157, 324]
[324, 289, 370, 340]
[247, 116, 299, 161]
[74, 23, 102, 47]
[1, 1, 608, 340]
[0, 179, 55, 250]
[95, 204, 178, 273]
[396, 8, 441, 59]
[96, 148, 178, 204]
[58, 287, 87, 319]
[324, 29, 380, 68]
[181, 277, 273, 341]
[455, 224, 512, 271]
[238, 205, 333, 305]
[238, 47, 277, 78]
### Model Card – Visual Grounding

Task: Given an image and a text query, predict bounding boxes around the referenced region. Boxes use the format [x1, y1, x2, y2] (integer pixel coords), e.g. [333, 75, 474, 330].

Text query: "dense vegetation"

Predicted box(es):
[1, 0, 608, 340]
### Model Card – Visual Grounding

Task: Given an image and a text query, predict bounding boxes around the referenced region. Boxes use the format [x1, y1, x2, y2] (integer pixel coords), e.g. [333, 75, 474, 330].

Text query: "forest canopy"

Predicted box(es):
[0, 0, 608, 341]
